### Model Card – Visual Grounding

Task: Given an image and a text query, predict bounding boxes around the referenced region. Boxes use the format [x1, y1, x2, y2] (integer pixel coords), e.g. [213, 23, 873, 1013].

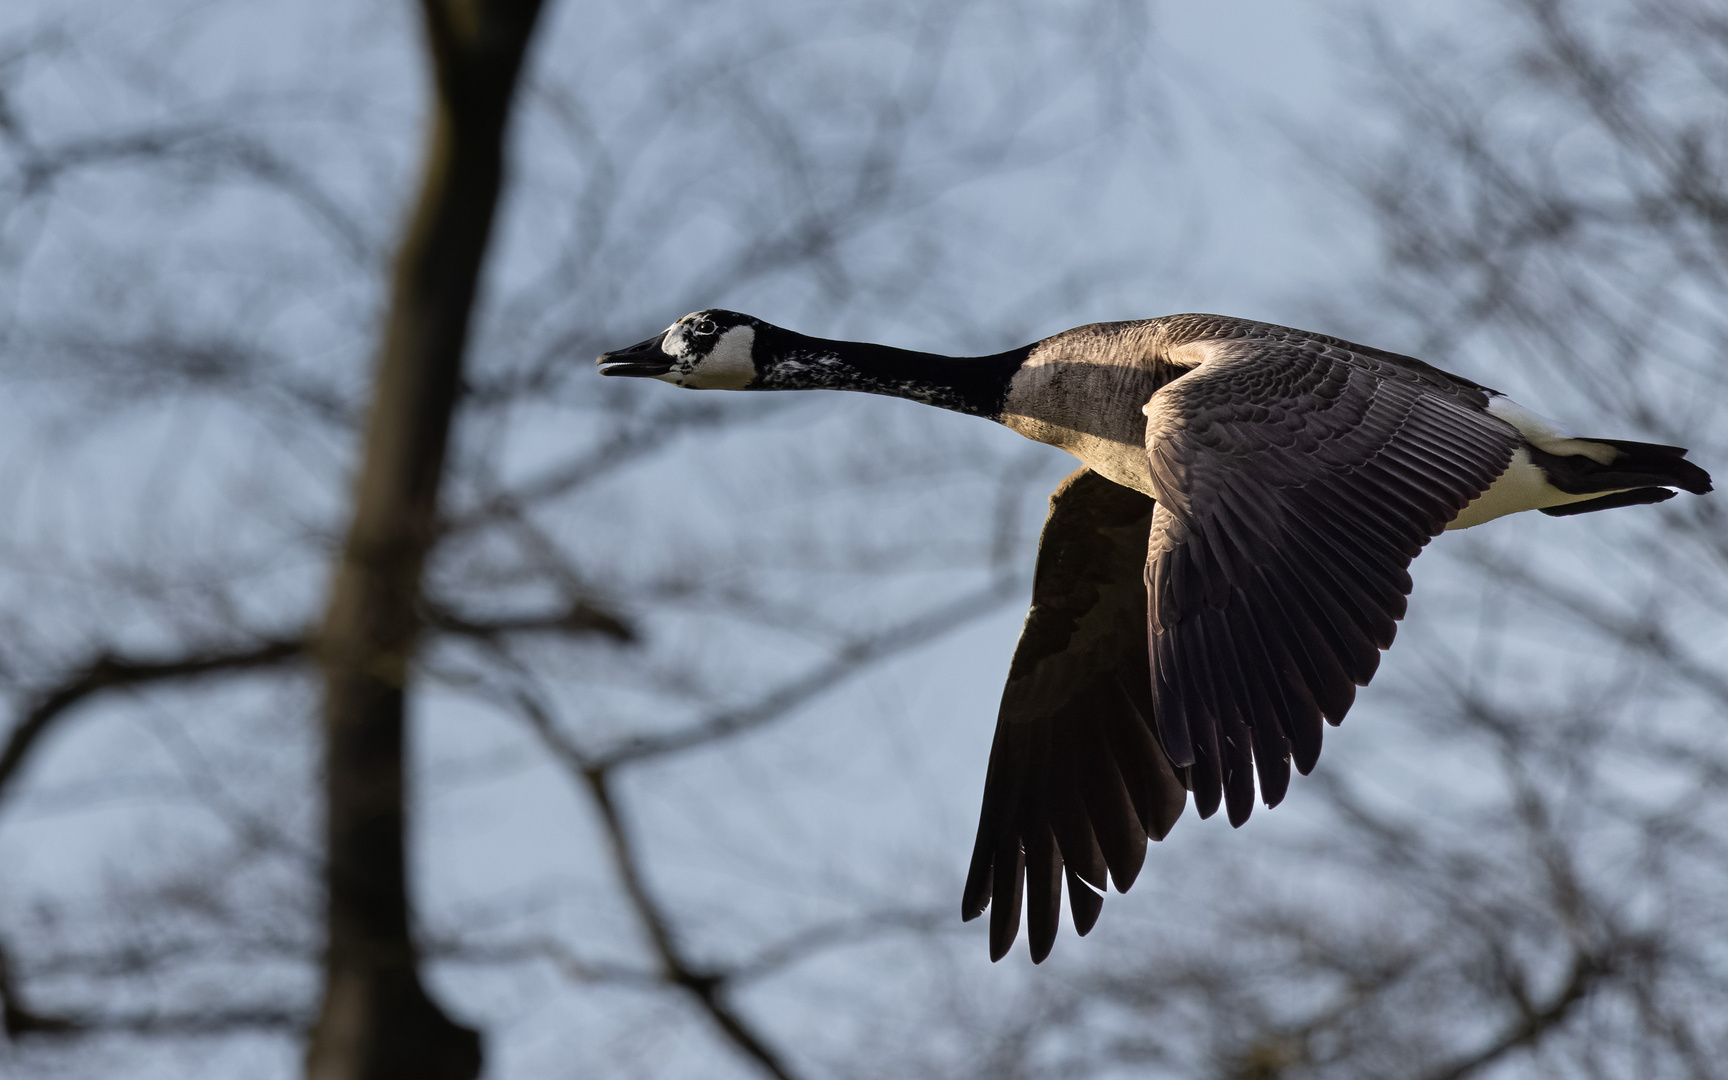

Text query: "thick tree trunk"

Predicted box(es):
[305, 3, 545, 1078]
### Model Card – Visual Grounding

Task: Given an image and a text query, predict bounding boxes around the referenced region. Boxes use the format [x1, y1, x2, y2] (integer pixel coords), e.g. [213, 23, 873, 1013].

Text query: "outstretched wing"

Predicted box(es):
[1142, 328, 1518, 827]
[962, 468, 1186, 963]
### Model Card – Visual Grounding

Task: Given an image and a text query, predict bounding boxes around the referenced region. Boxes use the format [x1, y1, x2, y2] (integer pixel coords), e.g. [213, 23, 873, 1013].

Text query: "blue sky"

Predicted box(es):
[18, 1, 1702, 1077]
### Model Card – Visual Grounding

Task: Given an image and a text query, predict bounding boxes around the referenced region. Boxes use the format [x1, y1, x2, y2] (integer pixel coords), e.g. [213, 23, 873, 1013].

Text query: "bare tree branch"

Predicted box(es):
[1417, 948, 1606, 1080]
[0, 637, 305, 806]
[423, 595, 634, 644]
[595, 575, 1018, 769]
[583, 766, 803, 1080]
[14, 1007, 303, 1038]
[0, 937, 74, 1039]
[504, 682, 801, 1080]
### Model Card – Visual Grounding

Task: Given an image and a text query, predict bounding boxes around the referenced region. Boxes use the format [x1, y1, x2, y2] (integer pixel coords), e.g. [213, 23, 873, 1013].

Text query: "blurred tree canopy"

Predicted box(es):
[0, 0, 1724, 1078]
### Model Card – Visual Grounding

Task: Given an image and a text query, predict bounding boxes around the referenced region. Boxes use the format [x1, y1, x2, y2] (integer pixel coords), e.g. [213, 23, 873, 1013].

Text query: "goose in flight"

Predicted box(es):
[598, 310, 1713, 962]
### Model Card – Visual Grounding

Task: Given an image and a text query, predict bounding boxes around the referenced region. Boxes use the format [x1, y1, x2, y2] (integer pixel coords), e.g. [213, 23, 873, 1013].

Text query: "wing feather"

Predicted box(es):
[1076, 716, 1148, 889]
[1047, 754, 1109, 891]
[1065, 867, 1103, 935]
[962, 467, 1183, 961]
[1141, 329, 1517, 825]
[1023, 827, 1062, 963]
[1104, 672, 1185, 838]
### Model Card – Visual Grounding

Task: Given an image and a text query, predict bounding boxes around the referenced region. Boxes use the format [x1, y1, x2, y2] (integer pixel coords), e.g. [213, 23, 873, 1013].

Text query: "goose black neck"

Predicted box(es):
[754, 326, 1030, 419]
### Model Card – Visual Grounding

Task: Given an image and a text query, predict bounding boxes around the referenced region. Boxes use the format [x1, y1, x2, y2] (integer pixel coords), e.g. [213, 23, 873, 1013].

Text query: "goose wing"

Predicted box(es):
[961, 467, 1186, 963]
[1142, 325, 1517, 827]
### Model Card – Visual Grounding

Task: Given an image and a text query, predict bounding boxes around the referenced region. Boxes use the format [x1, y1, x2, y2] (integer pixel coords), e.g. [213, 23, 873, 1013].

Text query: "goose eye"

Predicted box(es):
[693, 317, 718, 336]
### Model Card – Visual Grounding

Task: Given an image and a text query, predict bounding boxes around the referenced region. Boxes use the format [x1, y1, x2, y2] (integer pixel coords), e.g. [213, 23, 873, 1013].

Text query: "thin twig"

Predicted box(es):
[0, 637, 306, 805]
[503, 684, 798, 1079]
[1417, 948, 1606, 1080]
[595, 575, 1017, 768]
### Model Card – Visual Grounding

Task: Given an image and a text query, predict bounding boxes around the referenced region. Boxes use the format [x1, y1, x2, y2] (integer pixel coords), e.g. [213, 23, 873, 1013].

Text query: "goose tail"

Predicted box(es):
[1536, 438, 1712, 518]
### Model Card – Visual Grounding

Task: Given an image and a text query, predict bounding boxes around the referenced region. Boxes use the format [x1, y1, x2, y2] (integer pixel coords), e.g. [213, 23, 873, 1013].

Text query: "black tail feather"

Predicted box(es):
[1584, 439, 1713, 494]
[1529, 440, 1713, 498]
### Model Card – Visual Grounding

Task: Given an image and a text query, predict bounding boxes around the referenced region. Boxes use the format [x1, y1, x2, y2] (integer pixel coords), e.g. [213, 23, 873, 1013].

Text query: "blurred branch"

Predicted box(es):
[594, 574, 1018, 768]
[492, 562, 1027, 1078]
[430, 935, 658, 987]
[442, 398, 737, 527]
[434, 902, 951, 992]
[584, 768, 802, 1080]
[1468, 547, 1728, 710]
[6, 122, 226, 194]
[11, 1007, 302, 1039]
[424, 595, 633, 644]
[0, 595, 624, 823]
[0, 937, 74, 1039]
[448, 456, 1036, 1077]
[0, 637, 305, 807]
[729, 905, 951, 983]
[3, 920, 304, 1043]
[1, 121, 376, 265]
[1418, 947, 1605, 1080]
[508, 685, 801, 1080]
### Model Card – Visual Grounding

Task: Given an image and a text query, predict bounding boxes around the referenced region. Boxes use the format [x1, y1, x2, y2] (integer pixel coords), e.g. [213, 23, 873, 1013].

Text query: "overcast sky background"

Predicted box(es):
[0, 0, 1620, 1077]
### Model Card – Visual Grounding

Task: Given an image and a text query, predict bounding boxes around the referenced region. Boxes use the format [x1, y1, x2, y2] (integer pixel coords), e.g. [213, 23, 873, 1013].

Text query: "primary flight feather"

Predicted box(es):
[598, 310, 1713, 962]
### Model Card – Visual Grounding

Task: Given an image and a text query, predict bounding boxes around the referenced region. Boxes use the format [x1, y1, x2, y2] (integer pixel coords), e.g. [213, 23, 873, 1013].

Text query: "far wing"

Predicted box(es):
[1142, 331, 1518, 826]
[961, 467, 1186, 963]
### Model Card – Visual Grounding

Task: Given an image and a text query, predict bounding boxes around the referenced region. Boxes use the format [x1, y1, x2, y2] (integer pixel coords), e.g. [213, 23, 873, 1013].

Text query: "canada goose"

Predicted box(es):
[598, 310, 1714, 962]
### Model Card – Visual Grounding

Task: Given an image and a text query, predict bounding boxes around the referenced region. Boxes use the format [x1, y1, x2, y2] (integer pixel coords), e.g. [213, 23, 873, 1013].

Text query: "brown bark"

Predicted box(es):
[305, 3, 545, 1078]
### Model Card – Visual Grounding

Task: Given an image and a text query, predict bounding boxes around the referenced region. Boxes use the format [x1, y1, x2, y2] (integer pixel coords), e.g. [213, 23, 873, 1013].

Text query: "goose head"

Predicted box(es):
[597, 309, 763, 390]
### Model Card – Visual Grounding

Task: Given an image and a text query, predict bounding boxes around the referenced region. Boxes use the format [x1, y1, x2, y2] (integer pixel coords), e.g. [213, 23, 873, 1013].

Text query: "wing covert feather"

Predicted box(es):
[1141, 330, 1518, 824]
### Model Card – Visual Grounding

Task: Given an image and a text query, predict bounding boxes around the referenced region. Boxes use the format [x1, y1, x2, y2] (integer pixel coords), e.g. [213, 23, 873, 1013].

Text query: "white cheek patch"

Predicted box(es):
[685, 326, 757, 390]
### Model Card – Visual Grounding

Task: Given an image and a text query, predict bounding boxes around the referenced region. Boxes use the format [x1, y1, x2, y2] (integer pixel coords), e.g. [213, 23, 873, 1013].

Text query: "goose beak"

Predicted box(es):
[597, 333, 675, 377]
